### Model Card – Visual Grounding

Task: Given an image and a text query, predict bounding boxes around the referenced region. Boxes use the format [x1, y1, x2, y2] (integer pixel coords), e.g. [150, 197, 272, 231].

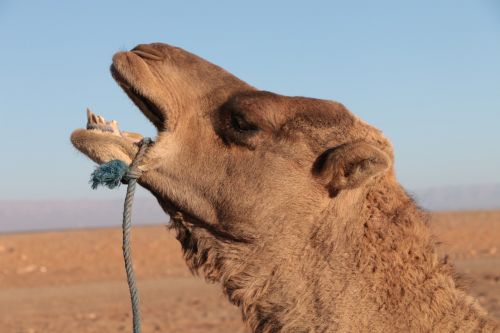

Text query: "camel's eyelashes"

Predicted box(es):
[215, 111, 259, 149]
[230, 113, 259, 133]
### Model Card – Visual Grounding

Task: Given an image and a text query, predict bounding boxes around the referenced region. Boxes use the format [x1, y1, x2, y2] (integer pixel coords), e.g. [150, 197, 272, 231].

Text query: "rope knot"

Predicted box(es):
[122, 167, 143, 183]
[89, 138, 152, 190]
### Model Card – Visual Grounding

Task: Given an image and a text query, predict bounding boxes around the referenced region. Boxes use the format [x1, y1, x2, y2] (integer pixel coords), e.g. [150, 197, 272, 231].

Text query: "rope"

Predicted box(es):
[90, 137, 153, 333]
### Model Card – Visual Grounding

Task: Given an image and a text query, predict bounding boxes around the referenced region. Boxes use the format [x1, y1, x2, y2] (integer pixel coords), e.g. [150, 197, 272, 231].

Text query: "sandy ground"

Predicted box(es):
[0, 210, 499, 333]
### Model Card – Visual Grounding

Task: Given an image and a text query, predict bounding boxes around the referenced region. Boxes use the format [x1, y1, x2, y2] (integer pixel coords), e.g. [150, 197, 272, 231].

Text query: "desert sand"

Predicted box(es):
[0, 210, 499, 333]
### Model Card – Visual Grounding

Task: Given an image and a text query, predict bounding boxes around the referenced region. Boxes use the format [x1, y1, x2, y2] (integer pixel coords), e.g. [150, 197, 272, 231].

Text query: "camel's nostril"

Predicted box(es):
[131, 44, 164, 61]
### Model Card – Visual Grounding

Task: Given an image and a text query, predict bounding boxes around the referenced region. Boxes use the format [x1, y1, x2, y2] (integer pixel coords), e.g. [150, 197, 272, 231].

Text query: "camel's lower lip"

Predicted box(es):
[110, 64, 165, 129]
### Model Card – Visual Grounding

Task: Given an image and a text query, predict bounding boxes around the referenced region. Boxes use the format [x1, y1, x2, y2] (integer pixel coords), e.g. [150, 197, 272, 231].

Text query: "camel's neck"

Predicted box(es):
[218, 180, 496, 332]
[348, 181, 494, 331]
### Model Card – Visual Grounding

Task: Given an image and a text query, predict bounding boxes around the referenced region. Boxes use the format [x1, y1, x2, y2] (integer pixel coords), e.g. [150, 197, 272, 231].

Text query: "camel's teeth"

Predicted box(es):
[86, 108, 93, 124]
[109, 120, 121, 134]
[85, 110, 123, 136]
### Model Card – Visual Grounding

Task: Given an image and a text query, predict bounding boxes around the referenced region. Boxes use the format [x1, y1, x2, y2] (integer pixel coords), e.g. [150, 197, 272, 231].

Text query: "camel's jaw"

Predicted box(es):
[72, 42, 258, 236]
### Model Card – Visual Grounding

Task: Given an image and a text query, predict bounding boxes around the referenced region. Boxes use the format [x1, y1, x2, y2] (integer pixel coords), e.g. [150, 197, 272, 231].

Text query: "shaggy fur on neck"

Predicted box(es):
[170, 180, 496, 333]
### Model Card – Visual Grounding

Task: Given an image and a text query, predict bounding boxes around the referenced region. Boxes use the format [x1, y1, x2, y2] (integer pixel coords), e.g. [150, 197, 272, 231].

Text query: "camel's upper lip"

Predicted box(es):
[110, 63, 166, 129]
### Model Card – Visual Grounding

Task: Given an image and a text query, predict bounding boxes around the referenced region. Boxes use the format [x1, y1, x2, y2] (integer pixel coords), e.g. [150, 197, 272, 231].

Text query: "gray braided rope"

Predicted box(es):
[89, 138, 152, 333]
[122, 138, 152, 333]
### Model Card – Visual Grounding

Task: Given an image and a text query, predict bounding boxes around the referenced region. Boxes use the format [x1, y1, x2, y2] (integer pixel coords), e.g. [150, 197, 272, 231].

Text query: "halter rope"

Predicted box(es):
[90, 137, 153, 333]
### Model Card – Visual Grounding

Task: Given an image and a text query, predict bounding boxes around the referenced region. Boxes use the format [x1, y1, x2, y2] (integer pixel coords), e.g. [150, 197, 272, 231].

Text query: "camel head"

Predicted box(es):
[70, 42, 498, 333]
[71, 41, 394, 286]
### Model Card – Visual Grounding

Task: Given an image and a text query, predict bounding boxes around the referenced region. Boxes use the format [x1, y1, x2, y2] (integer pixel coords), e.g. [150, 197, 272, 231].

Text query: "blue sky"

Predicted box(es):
[0, 0, 499, 200]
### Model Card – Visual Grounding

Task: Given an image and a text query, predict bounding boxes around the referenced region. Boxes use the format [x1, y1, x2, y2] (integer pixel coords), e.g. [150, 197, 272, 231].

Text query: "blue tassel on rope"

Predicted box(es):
[90, 159, 129, 189]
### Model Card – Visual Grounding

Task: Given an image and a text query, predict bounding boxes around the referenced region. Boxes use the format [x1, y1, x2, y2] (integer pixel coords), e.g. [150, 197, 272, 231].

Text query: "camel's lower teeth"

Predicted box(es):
[86, 108, 121, 136]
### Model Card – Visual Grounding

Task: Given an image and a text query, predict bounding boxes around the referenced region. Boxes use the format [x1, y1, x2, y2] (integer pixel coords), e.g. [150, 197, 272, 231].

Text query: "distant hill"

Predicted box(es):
[411, 183, 500, 211]
[0, 198, 167, 233]
[1, 184, 499, 233]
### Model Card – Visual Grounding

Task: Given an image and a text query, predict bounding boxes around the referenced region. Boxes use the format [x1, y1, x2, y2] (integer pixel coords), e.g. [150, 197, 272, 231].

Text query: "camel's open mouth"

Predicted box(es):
[81, 61, 169, 146]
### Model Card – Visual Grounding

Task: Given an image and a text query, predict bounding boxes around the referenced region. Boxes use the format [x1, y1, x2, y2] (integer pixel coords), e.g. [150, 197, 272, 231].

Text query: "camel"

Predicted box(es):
[71, 43, 497, 332]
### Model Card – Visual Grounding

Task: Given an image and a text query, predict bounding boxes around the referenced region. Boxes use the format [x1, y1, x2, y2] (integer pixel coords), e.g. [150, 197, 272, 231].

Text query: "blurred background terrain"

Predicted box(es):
[0, 212, 498, 332]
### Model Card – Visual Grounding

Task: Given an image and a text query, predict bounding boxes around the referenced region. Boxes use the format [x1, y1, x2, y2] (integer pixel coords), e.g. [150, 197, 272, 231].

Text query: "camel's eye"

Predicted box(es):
[231, 113, 259, 133]
[215, 106, 260, 149]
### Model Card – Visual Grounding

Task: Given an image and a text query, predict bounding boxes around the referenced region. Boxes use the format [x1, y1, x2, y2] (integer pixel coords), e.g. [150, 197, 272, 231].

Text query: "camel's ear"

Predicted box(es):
[313, 142, 390, 194]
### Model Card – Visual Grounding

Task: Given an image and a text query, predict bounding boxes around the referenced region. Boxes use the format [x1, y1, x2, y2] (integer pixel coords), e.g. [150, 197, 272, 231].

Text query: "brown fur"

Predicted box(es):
[71, 43, 497, 332]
